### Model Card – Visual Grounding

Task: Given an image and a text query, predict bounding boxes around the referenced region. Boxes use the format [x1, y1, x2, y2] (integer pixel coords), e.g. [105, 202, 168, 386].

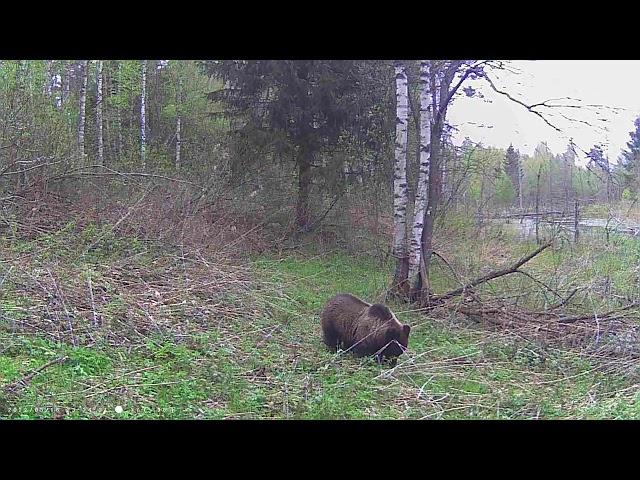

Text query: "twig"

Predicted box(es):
[545, 288, 579, 312]
[3, 356, 68, 395]
[48, 164, 203, 188]
[514, 269, 563, 299]
[82, 183, 157, 256]
[47, 269, 77, 347]
[87, 275, 98, 328]
[558, 302, 640, 324]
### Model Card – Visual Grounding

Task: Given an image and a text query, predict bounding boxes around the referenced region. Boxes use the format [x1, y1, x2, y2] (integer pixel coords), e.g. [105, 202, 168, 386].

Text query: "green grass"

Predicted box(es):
[3, 221, 640, 419]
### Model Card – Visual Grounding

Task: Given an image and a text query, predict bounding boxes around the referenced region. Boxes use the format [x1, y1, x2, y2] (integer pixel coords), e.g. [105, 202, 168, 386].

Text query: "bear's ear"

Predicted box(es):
[403, 324, 411, 337]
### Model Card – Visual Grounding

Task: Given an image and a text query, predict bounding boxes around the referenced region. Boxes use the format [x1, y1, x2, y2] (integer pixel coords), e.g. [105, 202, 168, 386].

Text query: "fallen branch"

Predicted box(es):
[429, 241, 553, 303]
[558, 302, 640, 324]
[514, 269, 563, 299]
[47, 164, 203, 188]
[3, 356, 68, 395]
[81, 183, 157, 256]
[544, 288, 579, 312]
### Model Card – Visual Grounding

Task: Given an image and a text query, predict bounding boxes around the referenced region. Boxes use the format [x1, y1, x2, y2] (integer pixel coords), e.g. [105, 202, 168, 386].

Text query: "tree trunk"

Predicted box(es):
[518, 162, 523, 210]
[176, 116, 182, 171]
[477, 177, 485, 226]
[176, 77, 182, 171]
[44, 60, 52, 96]
[96, 60, 104, 166]
[420, 118, 443, 300]
[408, 60, 431, 294]
[141, 60, 148, 169]
[295, 146, 312, 231]
[574, 199, 579, 244]
[419, 61, 457, 303]
[535, 165, 542, 244]
[78, 60, 88, 163]
[391, 61, 410, 293]
[63, 61, 71, 105]
[53, 61, 62, 109]
[116, 62, 124, 160]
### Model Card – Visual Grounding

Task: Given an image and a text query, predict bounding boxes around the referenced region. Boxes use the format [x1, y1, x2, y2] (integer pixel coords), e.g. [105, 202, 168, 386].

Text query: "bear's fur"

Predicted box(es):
[320, 293, 411, 362]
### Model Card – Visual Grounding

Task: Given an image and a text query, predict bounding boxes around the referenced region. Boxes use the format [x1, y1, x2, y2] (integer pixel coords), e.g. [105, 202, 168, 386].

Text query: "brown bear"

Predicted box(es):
[320, 293, 411, 363]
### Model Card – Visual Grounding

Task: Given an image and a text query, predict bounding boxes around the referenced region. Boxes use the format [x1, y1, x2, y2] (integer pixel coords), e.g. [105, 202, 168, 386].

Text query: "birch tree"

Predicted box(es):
[417, 60, 487, 302]
[78, 60, 88, 163]
[391, 61, 410, 292]
[96, 60, 104, 165]
[420, 61, 463, 297]
[141, 60, 147, 169]
[407, 60, 431, 294]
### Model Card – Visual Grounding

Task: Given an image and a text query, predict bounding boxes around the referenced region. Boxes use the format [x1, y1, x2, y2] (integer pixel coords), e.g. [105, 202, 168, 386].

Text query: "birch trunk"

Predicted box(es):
[420, 61, 456, 300]
[78, 60, 88, 163]
[141, 60, 148, 169]
[96, 60, 104, 165]
[420, 118, 443, 298]
[408, 60, 431, 293]
[53, 61, 62, 109]
[391, 61, 410, 292]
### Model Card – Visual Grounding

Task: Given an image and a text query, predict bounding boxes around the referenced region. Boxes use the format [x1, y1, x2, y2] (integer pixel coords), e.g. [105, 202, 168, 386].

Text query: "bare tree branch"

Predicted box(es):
[481, 73, 563, 133]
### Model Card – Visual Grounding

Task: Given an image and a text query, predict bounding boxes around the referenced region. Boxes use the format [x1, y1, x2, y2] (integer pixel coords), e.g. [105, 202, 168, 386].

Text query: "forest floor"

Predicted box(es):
[2, 208, 640, 419]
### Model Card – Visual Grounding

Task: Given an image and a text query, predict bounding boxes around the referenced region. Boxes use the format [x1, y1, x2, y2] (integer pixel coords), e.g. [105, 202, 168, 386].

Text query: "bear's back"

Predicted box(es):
[321, 293, 369, 322]
[320, 294, 370, 348]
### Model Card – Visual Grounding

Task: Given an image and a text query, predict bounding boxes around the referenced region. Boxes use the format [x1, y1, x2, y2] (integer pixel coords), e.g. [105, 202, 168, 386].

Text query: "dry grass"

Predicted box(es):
[3, 190, 640, 419]
[0, 187, 278, 351]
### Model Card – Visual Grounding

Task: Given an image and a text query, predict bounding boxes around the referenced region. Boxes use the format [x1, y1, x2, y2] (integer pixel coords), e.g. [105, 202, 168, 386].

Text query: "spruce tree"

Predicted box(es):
[620, 116, 640, 192]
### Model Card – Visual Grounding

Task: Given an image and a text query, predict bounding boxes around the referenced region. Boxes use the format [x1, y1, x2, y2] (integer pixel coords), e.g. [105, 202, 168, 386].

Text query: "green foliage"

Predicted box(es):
[494, 171, 516, 207]
[207, 60, 394, 222]
[620, 116, 640, 192]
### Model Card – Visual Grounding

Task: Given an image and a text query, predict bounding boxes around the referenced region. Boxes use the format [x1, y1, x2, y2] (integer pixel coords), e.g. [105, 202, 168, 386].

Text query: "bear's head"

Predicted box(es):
[368, 304, 411, 360]
[381, 323, 411, 358]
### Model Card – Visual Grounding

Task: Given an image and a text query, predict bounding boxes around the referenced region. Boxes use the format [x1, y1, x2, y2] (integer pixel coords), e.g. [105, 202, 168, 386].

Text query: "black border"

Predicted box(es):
[1, 7, 637, 59]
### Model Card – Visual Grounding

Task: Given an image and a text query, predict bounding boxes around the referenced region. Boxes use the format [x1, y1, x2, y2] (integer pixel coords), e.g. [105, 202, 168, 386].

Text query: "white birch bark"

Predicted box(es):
[78, 60, 88, 163]
[408, 60, 432, 291]
[51, 61, 62, 109]
[141, 60, 147, 169]
[392, 61, 410, 286]
[96, 60, 104, 165]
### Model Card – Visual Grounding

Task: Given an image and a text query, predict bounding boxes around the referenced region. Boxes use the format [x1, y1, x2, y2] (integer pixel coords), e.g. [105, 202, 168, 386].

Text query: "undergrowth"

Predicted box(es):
[2, 201, 640, 419]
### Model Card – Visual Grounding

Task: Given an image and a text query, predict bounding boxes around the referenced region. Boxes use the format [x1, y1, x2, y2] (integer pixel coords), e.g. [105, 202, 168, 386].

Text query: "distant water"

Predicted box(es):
[496, 217, 640, 241]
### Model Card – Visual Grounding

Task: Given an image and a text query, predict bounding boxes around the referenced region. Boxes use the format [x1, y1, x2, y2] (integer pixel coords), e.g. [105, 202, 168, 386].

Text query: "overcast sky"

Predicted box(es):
[447, 61, 640, 166]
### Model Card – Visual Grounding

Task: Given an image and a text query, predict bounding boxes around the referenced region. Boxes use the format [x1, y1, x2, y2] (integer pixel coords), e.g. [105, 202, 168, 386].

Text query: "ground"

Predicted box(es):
[2, 214, 640, 419]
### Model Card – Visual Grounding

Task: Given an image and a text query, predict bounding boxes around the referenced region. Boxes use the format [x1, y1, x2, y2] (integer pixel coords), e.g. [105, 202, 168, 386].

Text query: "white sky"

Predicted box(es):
[447, 61, 640, 166]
